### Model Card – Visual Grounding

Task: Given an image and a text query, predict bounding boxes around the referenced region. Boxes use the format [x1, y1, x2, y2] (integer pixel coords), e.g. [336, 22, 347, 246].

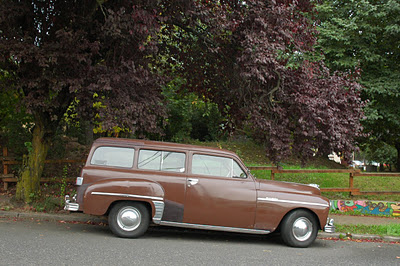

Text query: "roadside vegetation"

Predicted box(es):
[335, 224, 400, 238]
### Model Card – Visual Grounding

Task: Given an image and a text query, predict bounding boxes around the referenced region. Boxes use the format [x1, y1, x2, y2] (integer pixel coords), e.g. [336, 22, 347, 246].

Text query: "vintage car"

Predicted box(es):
[65, 138, 334, 248]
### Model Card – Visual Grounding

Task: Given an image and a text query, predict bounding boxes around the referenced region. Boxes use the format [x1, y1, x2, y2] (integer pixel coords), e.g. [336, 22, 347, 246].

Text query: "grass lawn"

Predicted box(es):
[335, 223, 400, 237]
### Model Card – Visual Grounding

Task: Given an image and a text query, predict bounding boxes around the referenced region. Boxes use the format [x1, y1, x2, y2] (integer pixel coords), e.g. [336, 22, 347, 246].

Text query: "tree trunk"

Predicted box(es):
[379, 163, 384, 172]
[396, 143, 400, 172]
[81, 120, 93, 145]
[16, 114, 50, 203]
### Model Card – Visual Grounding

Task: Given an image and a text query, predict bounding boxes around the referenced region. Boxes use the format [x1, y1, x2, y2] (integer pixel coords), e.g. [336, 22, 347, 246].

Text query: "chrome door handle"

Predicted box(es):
[187, 178, 199, 187]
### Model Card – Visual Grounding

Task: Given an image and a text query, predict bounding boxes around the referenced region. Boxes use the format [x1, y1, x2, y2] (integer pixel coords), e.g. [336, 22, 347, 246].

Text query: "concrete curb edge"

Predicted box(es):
[318, 232, 400, 243]
[0, 210, 107, 223]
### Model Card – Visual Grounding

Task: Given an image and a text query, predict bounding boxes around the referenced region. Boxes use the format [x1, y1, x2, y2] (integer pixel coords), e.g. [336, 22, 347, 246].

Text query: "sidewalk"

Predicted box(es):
[330, 214, 400, 226]
[1, 209, 399, 243]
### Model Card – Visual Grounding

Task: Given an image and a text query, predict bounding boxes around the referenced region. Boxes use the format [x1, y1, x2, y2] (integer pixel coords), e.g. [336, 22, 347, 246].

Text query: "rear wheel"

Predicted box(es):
[108, 202, 150, 238]
[280, 210, 318, 248]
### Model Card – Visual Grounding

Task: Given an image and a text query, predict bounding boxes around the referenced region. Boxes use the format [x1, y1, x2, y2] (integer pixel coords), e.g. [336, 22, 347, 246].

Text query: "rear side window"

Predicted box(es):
[138, 150, 186, 172]
[91, 146, 135, 168]
[192, 154, 246, 178]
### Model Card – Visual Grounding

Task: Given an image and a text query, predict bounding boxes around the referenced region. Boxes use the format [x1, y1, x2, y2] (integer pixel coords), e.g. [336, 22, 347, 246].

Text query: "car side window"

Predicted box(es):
[192, 154, 247, 178]
[138, 149, 186, 172]
[91, 146, 135, 168]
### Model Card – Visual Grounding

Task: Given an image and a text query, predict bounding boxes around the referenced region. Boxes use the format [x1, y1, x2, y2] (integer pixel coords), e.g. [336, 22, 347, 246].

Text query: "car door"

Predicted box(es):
[137, 148, 187, 222]
[183, 153, 257, 229]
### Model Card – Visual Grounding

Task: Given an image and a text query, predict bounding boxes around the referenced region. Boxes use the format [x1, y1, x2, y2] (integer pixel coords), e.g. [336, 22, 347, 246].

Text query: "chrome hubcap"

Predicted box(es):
[292, 217, 313, 241]
[117, 207, 141, 231]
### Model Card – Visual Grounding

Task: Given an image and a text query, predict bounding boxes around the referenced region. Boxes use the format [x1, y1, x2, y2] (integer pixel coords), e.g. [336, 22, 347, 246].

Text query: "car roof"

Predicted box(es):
[93, 137, 237, 157]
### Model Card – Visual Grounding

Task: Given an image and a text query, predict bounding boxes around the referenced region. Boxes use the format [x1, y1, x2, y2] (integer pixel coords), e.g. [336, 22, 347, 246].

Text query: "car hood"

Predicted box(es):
[256, 179, 321, 195]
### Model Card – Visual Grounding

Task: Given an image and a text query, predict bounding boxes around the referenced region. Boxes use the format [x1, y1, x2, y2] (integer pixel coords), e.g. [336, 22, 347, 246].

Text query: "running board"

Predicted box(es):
[159, 221, 271, 235]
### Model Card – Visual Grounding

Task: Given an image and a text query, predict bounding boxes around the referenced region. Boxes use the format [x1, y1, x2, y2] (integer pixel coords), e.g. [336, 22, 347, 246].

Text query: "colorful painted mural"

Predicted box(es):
[330, 200, 400, 217]
[392, 203, 400, 217]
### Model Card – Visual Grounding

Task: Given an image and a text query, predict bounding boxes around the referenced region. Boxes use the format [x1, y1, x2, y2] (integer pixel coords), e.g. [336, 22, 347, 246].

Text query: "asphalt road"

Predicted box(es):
[0, 217, 399, 266]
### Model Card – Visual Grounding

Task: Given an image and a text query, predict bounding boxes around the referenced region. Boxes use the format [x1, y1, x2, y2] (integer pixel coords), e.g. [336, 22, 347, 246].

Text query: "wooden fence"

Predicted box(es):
[0, 147, 84, 190]
[1, 146, 399, 196]
[248, 166, 400, 196]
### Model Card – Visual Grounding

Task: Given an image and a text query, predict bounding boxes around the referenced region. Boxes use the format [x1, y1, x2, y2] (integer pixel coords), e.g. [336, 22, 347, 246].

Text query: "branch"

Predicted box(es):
[268, 70, 281, 105]
[259, 70, 281, 106]
[171, 19, 218, 50]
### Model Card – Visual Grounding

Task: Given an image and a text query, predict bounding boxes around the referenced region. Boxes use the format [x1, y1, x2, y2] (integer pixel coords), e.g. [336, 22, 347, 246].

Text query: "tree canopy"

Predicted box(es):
[159, 0, 364, 162]
[0, 0, 166, 135]
[316, 0, 400, 169]
[0, 0, 166, 201]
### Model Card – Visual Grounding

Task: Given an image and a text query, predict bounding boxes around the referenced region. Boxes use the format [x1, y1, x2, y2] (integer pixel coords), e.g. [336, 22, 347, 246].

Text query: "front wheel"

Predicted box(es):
[108, 202, 150, 238]
[280, 210, 318, 248]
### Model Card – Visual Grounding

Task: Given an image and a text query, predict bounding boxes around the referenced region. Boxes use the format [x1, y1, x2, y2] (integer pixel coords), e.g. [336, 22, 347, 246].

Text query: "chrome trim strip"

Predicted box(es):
[152, 201, 165, 224]
[257, 197, 329, 207]
[91, 192, 163, 201]
[65, 202, 79, 211]
[159, 221, 271, 235]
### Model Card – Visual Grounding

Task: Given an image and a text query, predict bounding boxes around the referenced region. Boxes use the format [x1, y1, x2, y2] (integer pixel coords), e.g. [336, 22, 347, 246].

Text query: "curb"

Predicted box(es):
[0, 210, 107, 223]
[1, 210, 399, 243]
[318, 232, 400, 243]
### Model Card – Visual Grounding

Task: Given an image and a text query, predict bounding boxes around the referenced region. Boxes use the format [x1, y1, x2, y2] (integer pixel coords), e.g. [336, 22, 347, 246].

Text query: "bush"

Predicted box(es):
[162, 78, 225, 142]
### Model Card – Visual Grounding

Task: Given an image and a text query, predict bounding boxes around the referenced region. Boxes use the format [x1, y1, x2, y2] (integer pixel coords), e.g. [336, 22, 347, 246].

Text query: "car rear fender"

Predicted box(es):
[83, 178, 164, 216]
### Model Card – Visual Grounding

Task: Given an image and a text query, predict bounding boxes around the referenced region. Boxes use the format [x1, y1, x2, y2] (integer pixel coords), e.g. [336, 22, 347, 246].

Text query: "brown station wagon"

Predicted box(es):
[65, 138, 334, 247]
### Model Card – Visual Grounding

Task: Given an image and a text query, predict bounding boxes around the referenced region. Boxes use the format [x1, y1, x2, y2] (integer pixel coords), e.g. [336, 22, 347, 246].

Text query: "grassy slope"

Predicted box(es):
[189, 139, 400, 202]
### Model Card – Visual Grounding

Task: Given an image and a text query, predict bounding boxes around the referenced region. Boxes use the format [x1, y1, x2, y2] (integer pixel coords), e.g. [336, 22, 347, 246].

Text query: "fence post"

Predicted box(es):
[349, 172, 354, 196]
[2, 146, 8, 175]
[271, 169, 275, 180]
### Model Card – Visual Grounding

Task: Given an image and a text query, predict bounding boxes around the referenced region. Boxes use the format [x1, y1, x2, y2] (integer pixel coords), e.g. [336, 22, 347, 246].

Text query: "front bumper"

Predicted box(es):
[324, 218, 335, 233]
[64, 194, 79, 211]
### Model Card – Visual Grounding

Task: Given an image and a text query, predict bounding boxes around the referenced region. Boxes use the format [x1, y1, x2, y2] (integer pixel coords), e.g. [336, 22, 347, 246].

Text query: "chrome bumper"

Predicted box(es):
[64, 194, 79, 211]
[324, 218, 335, 233]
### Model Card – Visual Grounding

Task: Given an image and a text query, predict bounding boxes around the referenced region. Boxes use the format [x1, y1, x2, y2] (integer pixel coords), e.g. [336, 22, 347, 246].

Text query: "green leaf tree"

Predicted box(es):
[316, 0, 400, 170]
